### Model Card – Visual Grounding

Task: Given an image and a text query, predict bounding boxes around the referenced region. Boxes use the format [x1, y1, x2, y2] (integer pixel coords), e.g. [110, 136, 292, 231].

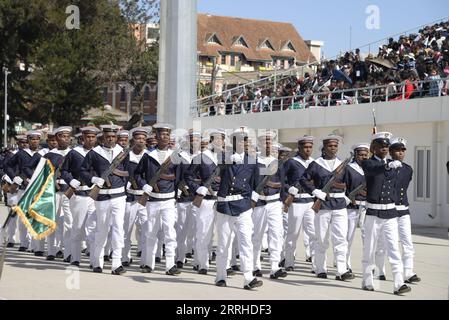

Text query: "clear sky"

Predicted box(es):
[198, 0, 448, 59]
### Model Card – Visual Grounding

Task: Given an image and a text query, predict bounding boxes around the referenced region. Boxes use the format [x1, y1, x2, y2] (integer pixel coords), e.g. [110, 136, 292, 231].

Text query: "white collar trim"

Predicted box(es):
[348, 161, 364, 176]
[315, 157, 342, 173]
[92, 145, 123, 163]
[146, 148, 173, 166]
[202, 149, 218, 166]
[293, 156, 314, 168]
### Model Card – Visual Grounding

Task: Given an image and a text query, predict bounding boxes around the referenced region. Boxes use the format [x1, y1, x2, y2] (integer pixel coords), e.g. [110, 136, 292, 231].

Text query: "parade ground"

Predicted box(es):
[1, 203, 448, 301]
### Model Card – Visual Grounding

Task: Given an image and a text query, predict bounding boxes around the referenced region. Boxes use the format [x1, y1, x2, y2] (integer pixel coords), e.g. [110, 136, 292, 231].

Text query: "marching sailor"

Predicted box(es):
[80, 125, 127, 275]
[251, 130, 287, 279]
[345, 143, 369, 274]
[214, 127, 263, 290]
[299, 135, 353, 281]
[283, 135, 316, 273]
[134, 123, 181, 276]
[361, 132, 411, 295]
[117, 130, 130, 148]
[61, 126, 99, 266]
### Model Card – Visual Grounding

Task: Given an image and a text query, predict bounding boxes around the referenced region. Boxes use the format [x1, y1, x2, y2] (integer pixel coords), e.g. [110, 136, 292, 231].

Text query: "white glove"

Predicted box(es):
[312, 189, 327, 201]
[230, 153, 243, 164]
[344, 196, 351, 206]
[388, 160, 402, 169]
[288, 186, 299, 196]
[2, 174, 13, 185]
[91, 177, 105, 188]
[126, 181, 132, 190]
[143, 184, 153, 195]
[196, 186, 208, 196]
[251, 191, 260, 203]
[13, 176, 23, 186]
[69, 179, 81, 190]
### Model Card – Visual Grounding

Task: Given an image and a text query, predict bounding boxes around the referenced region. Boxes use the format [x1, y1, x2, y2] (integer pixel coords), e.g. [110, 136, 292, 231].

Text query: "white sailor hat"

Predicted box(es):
[75, 133, 82, 138]
[390, 137, 407, 150]
[100, 124, 120, 133]
[297, 135, 315, 144]
[352, 143, 370, 152]
[230, 126, 250, 139]
[26, 130, 42, 138]
[80, 126, 100, 135]
[185, 129, 201, 138]
[257, 130, 277, 140]
[322, 134, 342, 144]
[279, 146, 292, 153]
[53, 126, 73, 136]
[153, 123, 174, 131]
[16, 134, 27, 142]
[130, 127, 150, 138]
[208, 128, 226, 137]
[372, 132, 393, 145]
[117, 130, 130, 138]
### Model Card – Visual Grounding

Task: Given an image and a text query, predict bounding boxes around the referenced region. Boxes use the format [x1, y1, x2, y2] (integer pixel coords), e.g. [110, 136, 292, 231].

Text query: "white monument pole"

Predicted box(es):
[157, 0, 197, 129]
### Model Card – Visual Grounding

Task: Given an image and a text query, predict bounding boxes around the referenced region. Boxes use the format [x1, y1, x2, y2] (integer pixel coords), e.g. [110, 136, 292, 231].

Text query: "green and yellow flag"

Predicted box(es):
[12, 158, 56, 240]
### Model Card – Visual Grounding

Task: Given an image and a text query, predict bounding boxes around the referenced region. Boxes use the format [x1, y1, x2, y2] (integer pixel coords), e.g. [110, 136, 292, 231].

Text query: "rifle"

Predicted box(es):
[178, 180, 190, 197]
[311, 152, 354, 213]
[348, 182, 367, 205]
[89, 147, 131, 201]
[283, 182, 303, 213]
[251, 159, 282, 209]
[0, 209, 17, 281]
[192, 164, 223, 208]
[138, 153, 176, 207]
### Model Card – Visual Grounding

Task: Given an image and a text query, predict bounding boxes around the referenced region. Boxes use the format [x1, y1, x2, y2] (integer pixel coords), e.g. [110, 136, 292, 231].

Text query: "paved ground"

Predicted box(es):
[0, 203, 448, 300]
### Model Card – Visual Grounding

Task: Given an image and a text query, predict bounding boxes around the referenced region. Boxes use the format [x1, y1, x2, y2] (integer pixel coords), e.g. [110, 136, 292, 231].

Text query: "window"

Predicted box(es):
[415, 147, 431, 201]
[260, 40, 274, 50]
[220, 53, 227, 65]
[282, 41, 296, 52]
[207, 34, 222, 45]
[102, 87, 108, 103]
[120, 87, 126, 102]
[147, 27, 159, 40]
[233, 36, 248, 48]
[230, 54, 236, 66]
[144, 86, 150, 101]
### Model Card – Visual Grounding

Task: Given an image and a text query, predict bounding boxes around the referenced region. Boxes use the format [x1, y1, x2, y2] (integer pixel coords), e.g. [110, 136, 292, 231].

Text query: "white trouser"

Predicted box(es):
[122, 202, 138, 263]
[186, 205, 197, 255]
[85, 210, 96, 252]
[175, 202, 194, 263]
[135, 218, 142, 253]
[285, 203, 316, 270]
[229, 234, 239, 266]
[252, 201, 284, 273]
[303, 231, 310, 259]
[374, 231, 387, 276]
[398, 214, 415, 279]
[216, 210, 255, 286]
[136, 204, 148, 266]
[346, 208, 363, 270]
[70, 195, 95, 263]
[314, 208, 348, 276]
[262, 229, 268, 250]
[280, 211, 289, 260]
[9, 191, 30, 248]
[62, 192, 73, 259]
[194, 199, 216, 270]
[144, 199, 177, 271]
[48, 192, 69, 256]
[362, 215, 404, 291]
[6, 213, 17, 244]
[92, 196, 126, 269]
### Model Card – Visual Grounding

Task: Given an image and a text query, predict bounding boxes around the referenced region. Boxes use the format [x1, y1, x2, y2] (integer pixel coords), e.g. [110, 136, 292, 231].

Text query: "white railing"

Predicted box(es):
[193, 78, 449, 118]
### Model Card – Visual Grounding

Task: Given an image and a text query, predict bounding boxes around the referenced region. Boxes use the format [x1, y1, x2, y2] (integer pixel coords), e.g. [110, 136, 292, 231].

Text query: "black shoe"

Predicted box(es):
[63, 255, 72, 263]
[379, 275, 387, 281]
[306, 257, 312, 263]
[176, 261, 184, 269]
[185, 252, 193, 259]
[211, 251, 216, 261]
[18, 246, 27, 252]
[236, 254, 240, 259]
[111, 266, 126, 275]
[244, 278, 263, 290]
[140, 265, 153, 273]
[89, 264, 93, 269]
[85, 251, 90, 257]
[362, 285, 375, 291]
[317, 273, 327, 279]
[103, 255, 110, 262]
[198, 269, 208, 275]
[46, 255, 55, 261]
[6, 242, 14, 248]
[336, 271, 354, 281]
[70, 261, 80, 267]
[285, 266, 294, 272]
[93, 267, 103, 273]
[155, 257, 161, 263]
[81, 248, 87, 254]
[394, 284, 412, 295]
[252, 269, 263, 277]
[226, 268, 236, 276]
[216, 280, 227, 287]
[193, 265, 199, 271]
[260, 256, 263, 262]
[122, 261, 130, 267]
[311, 270, 316, 274]
[278, 259, 285, 268]
[270, 269, 288, 279]
[231, 265, 240, 271]
[166, 266, 181, 276]
[34, 251, 44, 257]
[136, 251, 142, 258]
[405, 274, 421, 283]
[55, 251, 64, 259]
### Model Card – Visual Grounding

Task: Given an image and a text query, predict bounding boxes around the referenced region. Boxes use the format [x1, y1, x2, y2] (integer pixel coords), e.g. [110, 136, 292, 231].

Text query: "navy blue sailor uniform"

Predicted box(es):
[184, 149, 221, 272]
[251, 155, 287, 276]
[282, 155, 316, 271]
[79, 144, 127, 271]
[121, 149, 146, 265]
[299, 157, 350, 277]
[361, 156, 406, 292]
[134, 148, 181, 273]
[61, 146, 96, 265]
[214, 152, 261, 287]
